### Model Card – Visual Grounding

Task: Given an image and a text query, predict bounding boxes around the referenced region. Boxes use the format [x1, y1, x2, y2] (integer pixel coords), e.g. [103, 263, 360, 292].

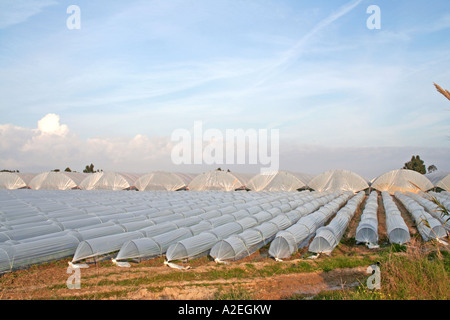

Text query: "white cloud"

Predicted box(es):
[37, 113, 69, 136]
[0, 114, 176, 173]
[0, 0, 57, 29]
[0, 114, 448, 180]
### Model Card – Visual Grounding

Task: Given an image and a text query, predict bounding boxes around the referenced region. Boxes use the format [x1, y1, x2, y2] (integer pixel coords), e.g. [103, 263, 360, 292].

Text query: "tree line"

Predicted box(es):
[0, 157, 440, 175]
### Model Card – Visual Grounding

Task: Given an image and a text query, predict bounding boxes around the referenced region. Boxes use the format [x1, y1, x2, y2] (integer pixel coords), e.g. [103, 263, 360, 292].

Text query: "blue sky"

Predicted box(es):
[0, 0, 449, 179]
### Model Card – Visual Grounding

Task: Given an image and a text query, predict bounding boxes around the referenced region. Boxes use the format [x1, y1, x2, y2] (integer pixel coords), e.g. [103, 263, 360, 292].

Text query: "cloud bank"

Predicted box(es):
[0, 114, 448, 181]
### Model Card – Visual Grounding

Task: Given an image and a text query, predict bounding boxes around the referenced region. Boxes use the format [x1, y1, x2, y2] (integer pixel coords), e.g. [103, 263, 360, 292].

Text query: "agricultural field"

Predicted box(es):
[0, 189, 448, 301]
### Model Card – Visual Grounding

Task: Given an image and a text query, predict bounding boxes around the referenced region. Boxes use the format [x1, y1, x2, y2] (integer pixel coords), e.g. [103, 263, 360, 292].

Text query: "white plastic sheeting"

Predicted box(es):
[371, 169, 434, 194]
[165, 217, 257, 262]
[0, 172, 35, 190]
[426, 172, 450, 191]
[209, 191, 341, 262]
[407, 192, 450, 231]
[166, 191, 319, 262]
[382, 191, 411, 244]
[1, 189, 272, 272]
[134, 172, 196, 191]
[72, 216, 207, 263]
[79, 172, 141, 190]
[308, 170, 369, 193]
[187, 170, 252, 191]
[355, 191, 379, 245]
[268, 192, 353, 260]
[29, 172, 87, 190]
[247, 171, 314, 192]
[308, 191, 365, 254]
[429, 191, 450, 212]
[0, 234, 81, 273]
[71, 191, 310, 263]
[394, 192, 447, 241]
[116, 228, 197, 262]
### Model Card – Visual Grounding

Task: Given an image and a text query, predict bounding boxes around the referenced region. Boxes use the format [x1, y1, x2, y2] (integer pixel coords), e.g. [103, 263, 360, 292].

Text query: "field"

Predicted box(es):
[0, 194, 448, 301]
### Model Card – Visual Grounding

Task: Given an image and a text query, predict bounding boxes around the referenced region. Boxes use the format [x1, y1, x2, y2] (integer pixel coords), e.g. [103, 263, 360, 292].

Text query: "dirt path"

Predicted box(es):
[392, 195, 419, 238]
[376, 191, 389, 243]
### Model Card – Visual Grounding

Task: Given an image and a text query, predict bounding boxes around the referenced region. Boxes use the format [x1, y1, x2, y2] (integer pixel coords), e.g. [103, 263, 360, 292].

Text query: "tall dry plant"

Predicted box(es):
[381, 238, 449, 299]
[433, 83, 450, 101]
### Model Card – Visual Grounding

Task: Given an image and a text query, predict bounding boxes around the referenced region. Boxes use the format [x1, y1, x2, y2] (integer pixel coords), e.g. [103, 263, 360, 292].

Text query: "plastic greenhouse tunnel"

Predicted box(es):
[355, 191, 379, 247]
[394, 192, 446, 242]
[268, 191, 353, 260]
[407, 192, 450, 231]
[381, 191, 411, 244]
[308, 191, 365, 254]
[165, 192, 322, 264]
[209, 191, 343, 263]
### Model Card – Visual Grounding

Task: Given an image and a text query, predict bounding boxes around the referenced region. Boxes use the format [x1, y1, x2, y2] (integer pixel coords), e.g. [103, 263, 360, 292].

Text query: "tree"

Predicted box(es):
[403, 155, 426, 174]
[51, 169, 60, 172]
[83, 163, 95, 173]
[427, 165, 437, 174]
[65, 167, 72, 172]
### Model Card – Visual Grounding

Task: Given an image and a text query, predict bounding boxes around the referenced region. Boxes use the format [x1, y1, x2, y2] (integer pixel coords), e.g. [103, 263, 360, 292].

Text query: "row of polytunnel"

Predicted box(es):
[1, 168, 449, 193]
[0, 187, 449, 274]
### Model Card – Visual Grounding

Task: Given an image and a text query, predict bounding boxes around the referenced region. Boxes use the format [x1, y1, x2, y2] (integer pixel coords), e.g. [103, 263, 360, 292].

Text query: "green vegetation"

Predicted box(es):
[215, 285, 254, 300]
[290, 240, 450, 300]
[401, 154, 437, 175]
[403, 155, 426, 174]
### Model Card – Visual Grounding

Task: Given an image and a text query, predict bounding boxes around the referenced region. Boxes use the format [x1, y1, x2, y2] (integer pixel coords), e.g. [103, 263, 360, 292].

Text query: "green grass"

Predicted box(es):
[289, 242, 450, 300]
[315, 255, 374, 272]
[214, 285, 254, 300]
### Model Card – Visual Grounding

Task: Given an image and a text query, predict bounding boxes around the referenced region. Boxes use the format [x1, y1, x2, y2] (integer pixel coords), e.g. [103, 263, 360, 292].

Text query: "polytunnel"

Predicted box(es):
[407, 192, 450, 231]
[0, 172, 35, 189]
[115, 228, 197, 263]
[71, 199, 261, 264]
[426, 171, 450, 191]
[0, 189, 329, 273]
[355, 191, 379, 246]
[428, 191, 450, 212]
[0, 234, 81, 274]
[187, 170, 252, 191]
[134, 171, 197, 191]
[307, 170, 369, 193]
[308, 191, 365, 254]
[371, 169, 434, 194]
[381, 191, 411, 244]
[165, 216, 260, 262]
[0, 222, 136, 273]
[210, 191, 341, 262]
[246, 171, 314, 192]
[79, 172, 142, 191]
[29, 172, 87, 190]
[71, 214, 207, 263]
[394, 192, 447, 241]
[268, 192, 353, 260]
[165, 192, 316, 262]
